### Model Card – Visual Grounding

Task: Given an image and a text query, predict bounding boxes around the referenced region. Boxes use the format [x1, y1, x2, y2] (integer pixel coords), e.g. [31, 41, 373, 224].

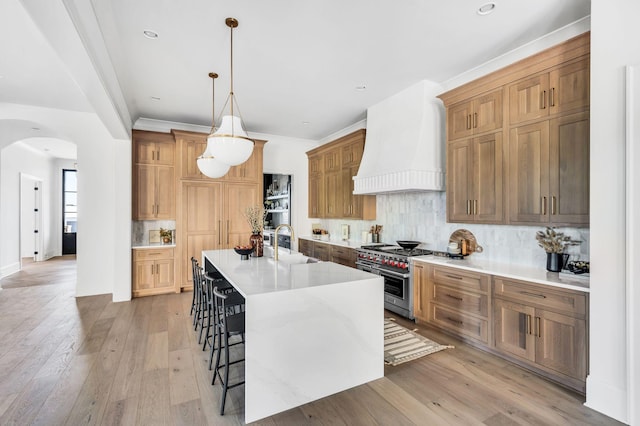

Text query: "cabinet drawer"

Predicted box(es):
[331, 246, 354, 258]
[432, 266, 489, 293]
[430, 304, 489, 344]
[313, 243, 331, 261]
[432, 283, 488, 317]
[494, 277, 586, 316]
[133, 248, 174, 261]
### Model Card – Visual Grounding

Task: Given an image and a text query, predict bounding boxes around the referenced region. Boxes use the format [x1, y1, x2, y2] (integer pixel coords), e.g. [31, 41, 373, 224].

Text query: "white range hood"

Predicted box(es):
[353, 80, 445, 194]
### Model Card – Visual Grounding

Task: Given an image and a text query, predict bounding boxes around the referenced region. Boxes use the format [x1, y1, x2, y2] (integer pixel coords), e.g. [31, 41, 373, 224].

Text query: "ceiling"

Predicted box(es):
[1, 0, 591, 158]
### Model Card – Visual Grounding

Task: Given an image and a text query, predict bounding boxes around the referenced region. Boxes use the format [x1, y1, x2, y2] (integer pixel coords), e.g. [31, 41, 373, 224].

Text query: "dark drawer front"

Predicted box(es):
[313, 243, 331, 261]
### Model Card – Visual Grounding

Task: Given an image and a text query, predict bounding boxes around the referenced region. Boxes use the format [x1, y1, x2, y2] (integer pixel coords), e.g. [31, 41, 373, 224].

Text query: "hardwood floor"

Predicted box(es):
[0, 257, 622, 425]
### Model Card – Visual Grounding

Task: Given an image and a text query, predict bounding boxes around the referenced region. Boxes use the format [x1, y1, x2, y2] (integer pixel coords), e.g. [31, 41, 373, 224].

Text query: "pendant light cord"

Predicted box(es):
[229, 22, 235, 134]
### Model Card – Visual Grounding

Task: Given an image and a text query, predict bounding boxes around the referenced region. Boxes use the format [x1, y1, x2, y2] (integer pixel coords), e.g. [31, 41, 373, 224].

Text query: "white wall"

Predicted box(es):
[0, 143, 56, 277]
[20, 174, 36, 259]
[587, 0, 639, 423]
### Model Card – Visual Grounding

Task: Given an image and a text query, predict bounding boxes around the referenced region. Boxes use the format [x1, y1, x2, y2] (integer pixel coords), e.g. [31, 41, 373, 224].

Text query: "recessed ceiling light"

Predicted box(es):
[302, 121, 311, 125]
[151, 96, 161, 101]
[143, 30, 159, 39]
[44, 148, 50, 152]
[31, 127, 40, 131]
[355, 85, 367, 91]
[477, 2, 496, 15]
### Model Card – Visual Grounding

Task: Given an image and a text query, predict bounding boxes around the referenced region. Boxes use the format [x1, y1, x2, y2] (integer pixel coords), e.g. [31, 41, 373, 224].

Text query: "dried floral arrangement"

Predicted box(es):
[535, 227, 581, 253]
[244, 206, 268, 234]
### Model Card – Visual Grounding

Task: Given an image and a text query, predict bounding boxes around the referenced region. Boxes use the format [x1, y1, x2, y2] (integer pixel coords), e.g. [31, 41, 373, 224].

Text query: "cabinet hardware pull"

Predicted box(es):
[473, 199, 478, 215]
[526, 314, 532, 335]
[550, 88, 555, 107]
[445, 274, 463, 280]
[149, 252, 161, 256]
[535, 316, 541, 337]
[542, 197, 547, 215]
[226, 220, 230, 245]
[152, 151, 155, 161]
[520, 291, 547, 299]
[466, 114, 470, 130]
[473, 112, 477, 128]
[542, 90, 547, 109]
[445, 294, 463, 301]
[466, 200, 470, 215]
[151, 264, 154, 275]
[551, 196, 556, 215]
[446, 316, 463, 325]
[218, 220, 222, 245]
[157, 150, 160, 161]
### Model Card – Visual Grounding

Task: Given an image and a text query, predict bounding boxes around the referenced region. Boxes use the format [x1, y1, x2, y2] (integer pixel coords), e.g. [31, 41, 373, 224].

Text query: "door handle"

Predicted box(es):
[226, 220, 230, 245]
[551, 196, 556, 215]
[541, 90, 547, 109]
[535, 316, 541, 337]
[550, 88, 555, 107]
[473, 112, 477, 128]
[526, 314, 532, 335]
[473, 199, 478, 215]
[218, 220, 222, 245]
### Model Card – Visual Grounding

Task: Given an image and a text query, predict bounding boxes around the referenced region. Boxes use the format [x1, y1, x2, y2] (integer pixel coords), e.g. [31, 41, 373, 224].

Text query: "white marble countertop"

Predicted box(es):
[412, 255, 589, 293]
[298, 235, 365, 248]
[131, 243, 176, 249]
[202, 249, 378, 297]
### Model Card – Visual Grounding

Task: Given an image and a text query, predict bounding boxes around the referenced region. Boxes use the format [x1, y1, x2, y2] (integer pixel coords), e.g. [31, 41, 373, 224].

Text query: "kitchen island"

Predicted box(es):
[202, 249, 384, 423]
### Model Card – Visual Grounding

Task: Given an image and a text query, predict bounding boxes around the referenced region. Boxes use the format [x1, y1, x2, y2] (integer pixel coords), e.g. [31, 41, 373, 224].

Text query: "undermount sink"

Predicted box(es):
[263, 247, 319, 264]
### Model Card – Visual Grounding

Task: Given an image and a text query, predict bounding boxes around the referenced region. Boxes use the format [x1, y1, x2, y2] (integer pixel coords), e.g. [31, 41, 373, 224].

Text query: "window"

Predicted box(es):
[63, 169, 77, 233]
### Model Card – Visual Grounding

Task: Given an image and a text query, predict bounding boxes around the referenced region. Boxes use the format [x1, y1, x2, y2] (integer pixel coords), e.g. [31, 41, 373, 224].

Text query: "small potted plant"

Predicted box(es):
[535, 227, 580, 272]
[159, 228, 173, 244]
[244, 206, 268, 257]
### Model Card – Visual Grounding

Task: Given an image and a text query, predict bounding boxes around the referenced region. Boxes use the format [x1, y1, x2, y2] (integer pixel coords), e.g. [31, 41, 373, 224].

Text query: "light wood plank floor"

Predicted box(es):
[0, 256, 622, 425]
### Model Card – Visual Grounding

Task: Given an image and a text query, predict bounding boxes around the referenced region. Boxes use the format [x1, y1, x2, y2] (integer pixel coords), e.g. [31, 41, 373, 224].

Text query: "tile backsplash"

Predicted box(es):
[315, 191, 589, 269]
[132, 220, 176, 245]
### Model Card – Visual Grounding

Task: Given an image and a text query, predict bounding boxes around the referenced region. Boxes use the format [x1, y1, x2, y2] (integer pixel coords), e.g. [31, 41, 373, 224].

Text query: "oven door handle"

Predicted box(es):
[373, 266, 410, 279]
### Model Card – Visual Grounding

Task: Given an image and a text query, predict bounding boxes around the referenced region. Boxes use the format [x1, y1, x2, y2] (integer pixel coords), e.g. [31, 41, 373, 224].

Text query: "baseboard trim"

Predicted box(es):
[0, 262, 21, 280]
[585, 375, 628, 424]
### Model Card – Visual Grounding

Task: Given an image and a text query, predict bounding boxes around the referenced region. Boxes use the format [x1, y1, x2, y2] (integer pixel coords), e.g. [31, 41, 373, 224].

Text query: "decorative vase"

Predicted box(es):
[546, 252, 569, 272]
[162, 237, 171, 244]
[250, 233, 263, 257]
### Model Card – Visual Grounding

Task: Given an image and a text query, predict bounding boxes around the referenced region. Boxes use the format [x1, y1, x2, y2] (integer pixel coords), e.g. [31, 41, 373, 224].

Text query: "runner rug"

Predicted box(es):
[384, 318, 454, 366]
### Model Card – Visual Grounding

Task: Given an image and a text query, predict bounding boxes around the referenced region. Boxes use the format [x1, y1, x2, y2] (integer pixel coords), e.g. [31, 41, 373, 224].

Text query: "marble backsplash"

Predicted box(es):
[315, 191, 589, 268]
[132, 220, 176, 245]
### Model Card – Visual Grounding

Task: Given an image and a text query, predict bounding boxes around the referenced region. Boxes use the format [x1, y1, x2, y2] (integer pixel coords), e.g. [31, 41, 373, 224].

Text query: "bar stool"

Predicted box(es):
[202, 273, 236, 356]
[189, 257, 199, 324]
[211, 286, 245, 415]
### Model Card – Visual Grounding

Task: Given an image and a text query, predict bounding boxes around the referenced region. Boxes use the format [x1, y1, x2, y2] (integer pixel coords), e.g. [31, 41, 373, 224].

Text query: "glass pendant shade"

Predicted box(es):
[207, 115, 254, 166]
[197, 143, 230, 178]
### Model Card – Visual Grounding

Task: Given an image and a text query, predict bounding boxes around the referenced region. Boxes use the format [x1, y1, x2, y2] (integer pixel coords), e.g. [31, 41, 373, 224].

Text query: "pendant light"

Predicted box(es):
[207, 17, 254, 166]
[197, 72, 230, 178]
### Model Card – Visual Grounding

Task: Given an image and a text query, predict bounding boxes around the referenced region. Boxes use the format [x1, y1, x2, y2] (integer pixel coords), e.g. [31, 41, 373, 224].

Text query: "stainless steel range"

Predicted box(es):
[355, 244, 432, 319]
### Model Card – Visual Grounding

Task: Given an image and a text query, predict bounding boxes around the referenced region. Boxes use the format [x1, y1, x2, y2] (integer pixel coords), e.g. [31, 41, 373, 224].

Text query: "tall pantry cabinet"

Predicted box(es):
[172, 130, 265, 290]
[438, 32, 590, 227]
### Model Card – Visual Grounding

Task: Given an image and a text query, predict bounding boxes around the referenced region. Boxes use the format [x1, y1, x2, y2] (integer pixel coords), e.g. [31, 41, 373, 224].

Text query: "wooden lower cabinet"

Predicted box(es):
[297, 238, 356, 268]
[298, 238, 313, 257]
[330, 245, 356, 268]
[312, 242, 331, 262]
[413, 261, 589, 393]
[493, 277, 588, 392]
[132, 248, 175, 297]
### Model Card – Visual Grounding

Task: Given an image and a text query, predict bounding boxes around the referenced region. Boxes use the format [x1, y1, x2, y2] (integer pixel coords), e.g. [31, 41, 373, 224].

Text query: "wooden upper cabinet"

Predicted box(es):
[447, 132, 503, 223]
[508, 121, 550, 224]
[180, 138, 208, 179]
[509, 57, 590, 125]
[447, 89, 503, 141]
[132, 130, 176, 220]
[225, 141, 265, 182]
[306, 129, 375, 220]
[133, 130, 175, 166]
[549, 111, 590, 225]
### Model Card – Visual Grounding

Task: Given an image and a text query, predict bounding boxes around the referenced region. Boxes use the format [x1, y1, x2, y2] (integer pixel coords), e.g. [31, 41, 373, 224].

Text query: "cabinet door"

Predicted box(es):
[155, 258, 175, 289]
[181, 182, 223, 288]
[535, 309, 587, 381]
[508, 122, 550, 224]
[298, 239, 314, 257]
[342, 139, 364, 167]
[226, 146, 260, 181]
[134, 140, 158, 165]
[313, 242, 331, 261]
[180, 138, 208, 179]
[308, 174, 324, 218]
[473, 132, 503, 223]
[412, 263, 429, 321]
[309, 155, 323, 175]
[324, 171, 340, 218]
[473, 89, 503, 134]
[155, 141, 175, 166]
[134, 165, 156, 219]
[549, 111, 590, 225]
[155, 166, 175, 219]
[447, 139, 474, 222]
[324, 150, 341, 173]
[549, 57, 590, 115]
[224, 182, 259, 248]
[509, 74, 550, 124]
[494, 299, 536, 362]
[447, 100, 474, 140]
[134, 260, 155, 290]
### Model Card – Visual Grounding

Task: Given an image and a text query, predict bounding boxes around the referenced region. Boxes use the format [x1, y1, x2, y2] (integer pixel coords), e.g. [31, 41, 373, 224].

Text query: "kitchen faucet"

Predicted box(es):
[274, 224, 295, 261]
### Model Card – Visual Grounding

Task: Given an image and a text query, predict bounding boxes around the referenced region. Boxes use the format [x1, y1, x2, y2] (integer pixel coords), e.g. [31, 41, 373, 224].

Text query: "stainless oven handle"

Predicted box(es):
[373, 266, 410, 279]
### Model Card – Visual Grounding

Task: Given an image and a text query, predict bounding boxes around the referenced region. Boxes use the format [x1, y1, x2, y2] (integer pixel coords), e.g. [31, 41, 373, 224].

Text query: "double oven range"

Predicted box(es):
[355, 244, 432, 319]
